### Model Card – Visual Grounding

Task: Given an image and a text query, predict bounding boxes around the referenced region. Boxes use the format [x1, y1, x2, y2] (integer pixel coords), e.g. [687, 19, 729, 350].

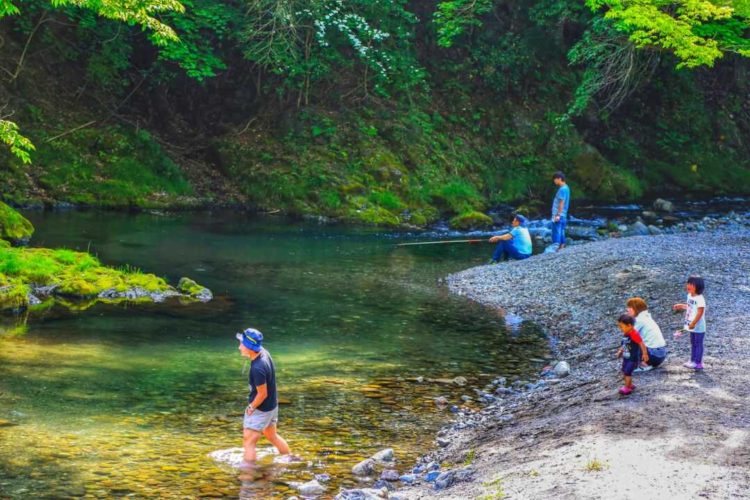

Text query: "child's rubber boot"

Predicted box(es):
[618, 385, 634, 396]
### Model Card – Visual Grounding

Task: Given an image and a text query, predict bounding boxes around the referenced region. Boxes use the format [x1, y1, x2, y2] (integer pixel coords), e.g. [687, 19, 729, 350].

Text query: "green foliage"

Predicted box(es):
[157, 0, 234, 80]
[32, 126, 192, 207]
[435, 180, 484, 213]
[585, 0, 750, 68]
[0, 121, 35, 164]
[434, 0, 493, 48]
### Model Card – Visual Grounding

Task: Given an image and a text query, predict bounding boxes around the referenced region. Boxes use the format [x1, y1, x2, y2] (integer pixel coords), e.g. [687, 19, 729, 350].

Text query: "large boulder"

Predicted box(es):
[0, 202, 34, 245]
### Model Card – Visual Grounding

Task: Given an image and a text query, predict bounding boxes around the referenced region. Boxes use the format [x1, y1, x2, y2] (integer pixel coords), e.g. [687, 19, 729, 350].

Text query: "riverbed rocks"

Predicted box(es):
[335, 487, 389, 499]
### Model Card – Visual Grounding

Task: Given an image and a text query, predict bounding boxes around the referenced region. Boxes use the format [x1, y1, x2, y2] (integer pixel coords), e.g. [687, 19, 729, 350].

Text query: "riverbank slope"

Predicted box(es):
[403, 228, 750, 499]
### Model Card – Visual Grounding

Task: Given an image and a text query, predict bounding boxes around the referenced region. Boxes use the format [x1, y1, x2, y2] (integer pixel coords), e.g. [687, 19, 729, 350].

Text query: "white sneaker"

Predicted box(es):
[633, 365, 653, 373]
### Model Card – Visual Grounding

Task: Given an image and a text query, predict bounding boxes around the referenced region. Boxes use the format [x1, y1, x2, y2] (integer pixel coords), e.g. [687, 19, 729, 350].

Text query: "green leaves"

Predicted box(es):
[585, 0, 750, 68]
[0, 120, 35, 164]
[434, 0, 493, 48]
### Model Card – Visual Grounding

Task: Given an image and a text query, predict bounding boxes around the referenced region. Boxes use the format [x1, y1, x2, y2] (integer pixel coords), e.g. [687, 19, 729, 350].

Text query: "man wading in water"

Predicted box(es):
[236, 328, 291, 465]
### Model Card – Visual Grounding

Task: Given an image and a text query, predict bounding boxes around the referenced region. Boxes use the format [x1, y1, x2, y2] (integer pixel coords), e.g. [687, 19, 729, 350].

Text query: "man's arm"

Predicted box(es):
[554, 193, 564, 222]
[489, 233, 512, 243]
[247, 384, 268, 415]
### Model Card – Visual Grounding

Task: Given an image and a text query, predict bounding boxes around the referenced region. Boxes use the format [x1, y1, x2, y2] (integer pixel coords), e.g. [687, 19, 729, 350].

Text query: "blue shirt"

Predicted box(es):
[510, 226, 532, 255]
[248, 348, 278, 411]
[552, 184, 570, 218]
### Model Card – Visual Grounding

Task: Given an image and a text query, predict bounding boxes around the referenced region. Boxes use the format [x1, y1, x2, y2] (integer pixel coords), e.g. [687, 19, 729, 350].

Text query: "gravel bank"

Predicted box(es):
[400, 228, 750, 499]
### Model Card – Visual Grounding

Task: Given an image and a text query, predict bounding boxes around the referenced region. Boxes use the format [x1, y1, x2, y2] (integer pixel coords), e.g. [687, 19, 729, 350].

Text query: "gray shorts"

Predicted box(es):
[243, 406, 279, 432]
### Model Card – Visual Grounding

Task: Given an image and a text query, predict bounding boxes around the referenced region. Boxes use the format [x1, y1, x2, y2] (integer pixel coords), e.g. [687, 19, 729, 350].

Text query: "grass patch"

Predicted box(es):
[479, 477, 506, 500]
[463, 449, 477, 466]
[583, 458, 607, 472]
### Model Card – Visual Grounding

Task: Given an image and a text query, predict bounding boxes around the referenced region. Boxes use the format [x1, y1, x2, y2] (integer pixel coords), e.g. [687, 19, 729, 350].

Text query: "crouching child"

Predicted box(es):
[616, 314, 649, 395]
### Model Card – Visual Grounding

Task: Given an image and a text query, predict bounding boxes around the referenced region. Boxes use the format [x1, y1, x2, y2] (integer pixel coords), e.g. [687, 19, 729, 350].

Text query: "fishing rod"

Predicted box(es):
[396, 238, 488, 247]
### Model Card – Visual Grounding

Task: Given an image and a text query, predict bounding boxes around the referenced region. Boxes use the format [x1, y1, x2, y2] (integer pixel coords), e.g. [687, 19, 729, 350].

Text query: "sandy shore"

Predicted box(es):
[399, 228, 750, 499]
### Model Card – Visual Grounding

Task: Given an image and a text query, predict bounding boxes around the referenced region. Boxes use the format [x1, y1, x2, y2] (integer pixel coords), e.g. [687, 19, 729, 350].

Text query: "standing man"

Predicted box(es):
[551, 171, 570, 251]
[235, 328, 291, 465]
[488, 214, 532, 263]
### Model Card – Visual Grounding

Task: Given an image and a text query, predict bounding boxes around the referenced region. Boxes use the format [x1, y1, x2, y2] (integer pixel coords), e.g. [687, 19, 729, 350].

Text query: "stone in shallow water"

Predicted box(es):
[371, 448, 394, 462]
[297, 479, 326, 496]
[352, 458, 376, 476]
[208, 447, 273, 467]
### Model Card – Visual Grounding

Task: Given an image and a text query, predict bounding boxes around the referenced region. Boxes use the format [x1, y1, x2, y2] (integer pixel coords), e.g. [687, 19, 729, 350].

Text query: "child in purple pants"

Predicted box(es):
[673, 276, 707, 370]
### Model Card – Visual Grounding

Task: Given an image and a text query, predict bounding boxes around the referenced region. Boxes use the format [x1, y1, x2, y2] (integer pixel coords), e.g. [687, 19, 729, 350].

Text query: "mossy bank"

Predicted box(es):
[0, 203, 211, 313]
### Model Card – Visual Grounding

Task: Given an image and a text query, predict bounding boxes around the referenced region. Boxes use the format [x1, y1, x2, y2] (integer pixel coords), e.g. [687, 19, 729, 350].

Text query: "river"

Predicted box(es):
[0, 210, 550, 499]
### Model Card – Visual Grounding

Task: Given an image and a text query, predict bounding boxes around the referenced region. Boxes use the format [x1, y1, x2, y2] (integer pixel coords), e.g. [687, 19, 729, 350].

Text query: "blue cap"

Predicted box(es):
[235, 328, 263, 352]
[514, 214, 528, 226]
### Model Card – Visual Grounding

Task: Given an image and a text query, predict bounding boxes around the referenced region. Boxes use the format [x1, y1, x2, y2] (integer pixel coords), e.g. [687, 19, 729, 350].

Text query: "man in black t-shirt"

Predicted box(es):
[235, 328, 291, 464]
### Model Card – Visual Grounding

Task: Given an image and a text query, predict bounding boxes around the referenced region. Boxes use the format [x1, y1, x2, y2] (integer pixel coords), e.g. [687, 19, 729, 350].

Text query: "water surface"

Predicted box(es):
[0, 211, 550, 498]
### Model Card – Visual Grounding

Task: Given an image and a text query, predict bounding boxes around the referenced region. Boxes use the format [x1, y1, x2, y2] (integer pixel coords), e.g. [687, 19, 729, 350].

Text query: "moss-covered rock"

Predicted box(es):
[0, 245, 211, 313]
[0, 202, 34, 245]
[177, 277, 213, 302]
[449, 211, 494, 230]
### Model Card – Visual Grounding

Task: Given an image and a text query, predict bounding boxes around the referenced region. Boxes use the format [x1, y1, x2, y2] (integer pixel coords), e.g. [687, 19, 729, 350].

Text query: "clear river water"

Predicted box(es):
[0, 210, 551, 499]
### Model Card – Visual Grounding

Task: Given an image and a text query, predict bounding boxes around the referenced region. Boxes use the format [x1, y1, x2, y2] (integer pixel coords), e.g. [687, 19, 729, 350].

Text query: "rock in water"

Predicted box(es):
[297, 480, 326, 496]
[352, 458, 376, 476]
[177, 277, 213, 302]
[209, 448, 246, 467]
[208, 447, 272, 467]
[653, 198, 674, 212]
[452, 376, 468, 386]
[553, 361, 570, 377]
[372, 448, 394, 462]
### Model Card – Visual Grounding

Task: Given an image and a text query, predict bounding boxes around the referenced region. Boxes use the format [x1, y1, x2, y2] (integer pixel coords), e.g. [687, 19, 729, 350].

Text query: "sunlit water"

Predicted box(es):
[0, 211, 550, 498]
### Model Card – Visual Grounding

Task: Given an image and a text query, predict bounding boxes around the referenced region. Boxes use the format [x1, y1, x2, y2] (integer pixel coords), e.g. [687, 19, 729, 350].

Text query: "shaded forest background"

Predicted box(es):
[1, 0, 750, 227]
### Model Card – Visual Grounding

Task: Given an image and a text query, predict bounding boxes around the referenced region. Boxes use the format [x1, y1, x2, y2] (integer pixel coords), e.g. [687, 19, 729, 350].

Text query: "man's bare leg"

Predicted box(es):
[243, 428, 262, 463]
[262, 424, 291, 455]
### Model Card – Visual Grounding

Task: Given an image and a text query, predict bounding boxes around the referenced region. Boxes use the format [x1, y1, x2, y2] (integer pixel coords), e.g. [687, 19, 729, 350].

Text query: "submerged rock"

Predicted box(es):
[372, 448, 394, 462]
[297, 479, 326, 496]
[352, 458, 376, 476]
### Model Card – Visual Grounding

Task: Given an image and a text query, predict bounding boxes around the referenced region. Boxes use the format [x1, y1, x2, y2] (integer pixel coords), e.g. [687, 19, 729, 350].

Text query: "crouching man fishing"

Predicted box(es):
[488, 214, 532, 263]
[236, 328, 291, 465]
